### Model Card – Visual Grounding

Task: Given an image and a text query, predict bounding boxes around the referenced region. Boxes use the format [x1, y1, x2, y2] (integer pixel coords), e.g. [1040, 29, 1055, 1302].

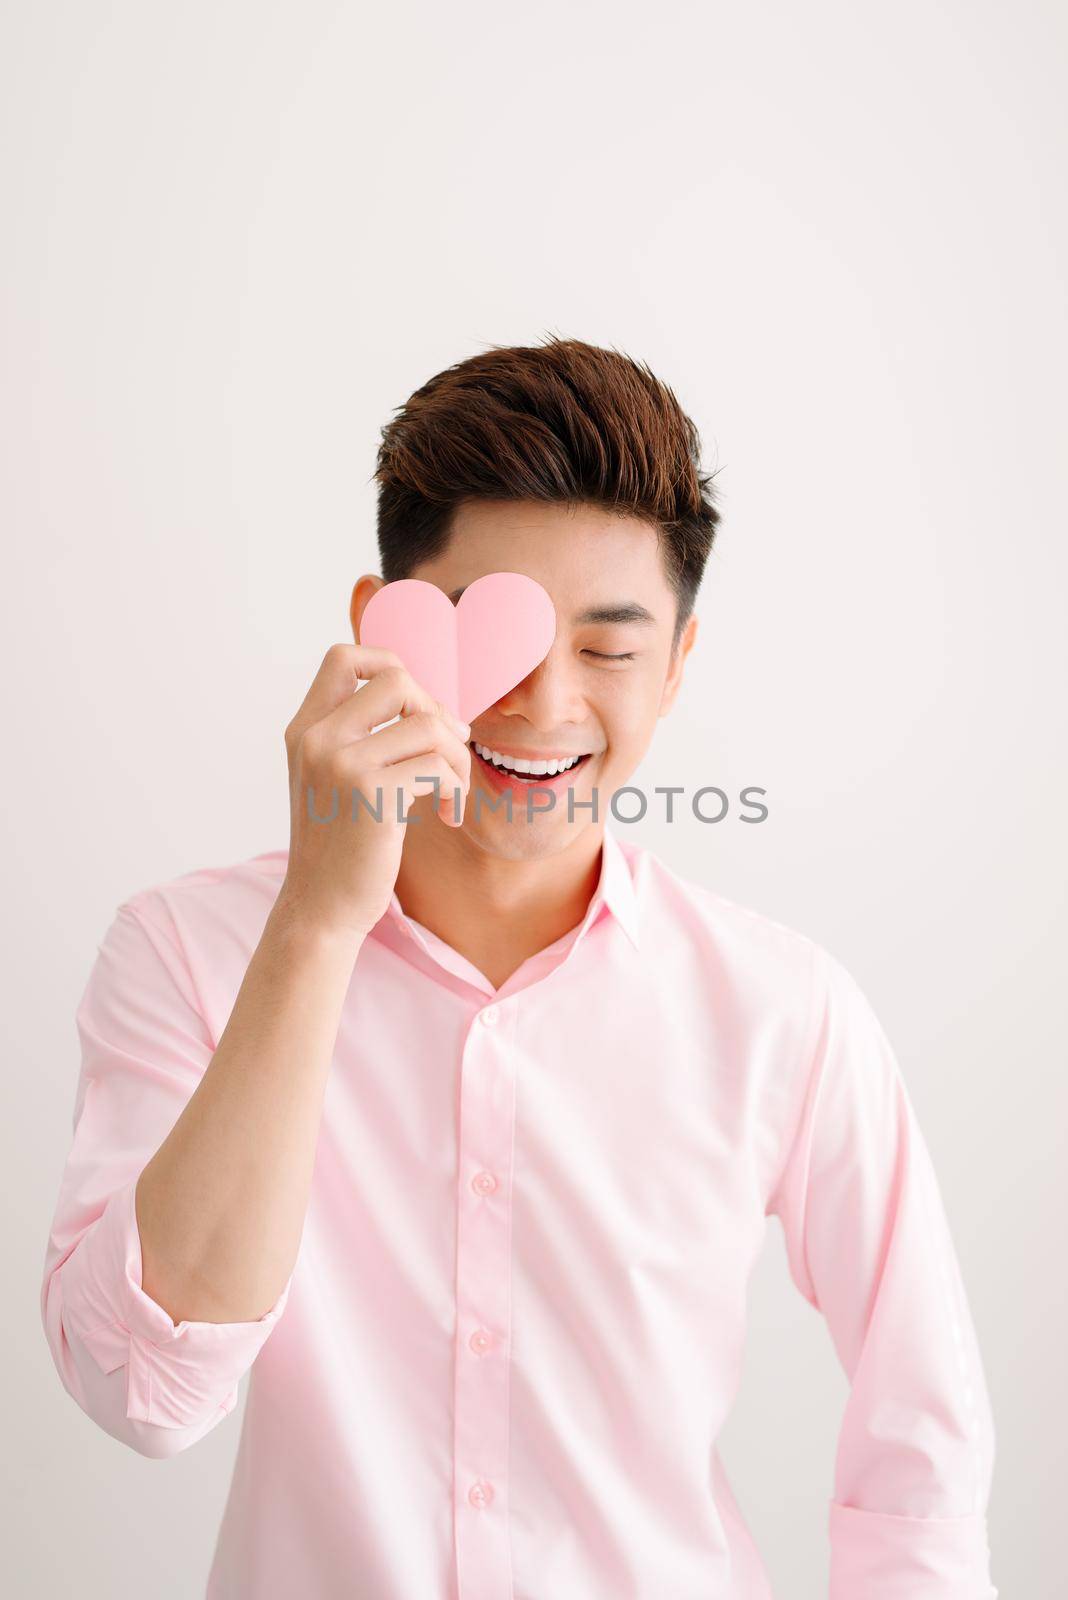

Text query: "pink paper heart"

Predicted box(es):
[359, 572, 557, 724]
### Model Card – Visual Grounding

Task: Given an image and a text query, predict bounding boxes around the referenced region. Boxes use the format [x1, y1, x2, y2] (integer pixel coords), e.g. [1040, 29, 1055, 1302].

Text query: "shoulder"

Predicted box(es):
[625, 835, 821, 970]
[112, 847, 289, 961]
[621, 835, 857, 1025]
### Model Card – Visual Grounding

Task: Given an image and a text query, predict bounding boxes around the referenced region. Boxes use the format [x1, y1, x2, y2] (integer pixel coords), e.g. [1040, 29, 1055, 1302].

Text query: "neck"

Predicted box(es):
[393, 812, 605, 990]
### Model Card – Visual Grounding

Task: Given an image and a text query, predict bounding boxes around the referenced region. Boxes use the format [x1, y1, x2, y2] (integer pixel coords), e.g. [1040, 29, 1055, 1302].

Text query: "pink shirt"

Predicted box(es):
[41, 824, 997, 1598]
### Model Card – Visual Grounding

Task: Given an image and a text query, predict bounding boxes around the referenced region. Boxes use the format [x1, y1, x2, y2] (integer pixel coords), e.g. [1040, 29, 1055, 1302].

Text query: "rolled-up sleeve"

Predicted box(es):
[41, 899, 292, 1457]
[766, 945, 997, 1598]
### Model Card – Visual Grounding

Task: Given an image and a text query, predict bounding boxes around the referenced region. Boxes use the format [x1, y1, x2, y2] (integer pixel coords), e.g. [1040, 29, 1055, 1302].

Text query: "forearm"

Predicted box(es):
[135, 896, 363, 1325]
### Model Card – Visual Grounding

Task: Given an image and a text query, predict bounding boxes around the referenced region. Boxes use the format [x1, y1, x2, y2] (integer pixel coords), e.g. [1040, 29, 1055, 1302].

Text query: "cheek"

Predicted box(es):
[599, 677, 662, 752]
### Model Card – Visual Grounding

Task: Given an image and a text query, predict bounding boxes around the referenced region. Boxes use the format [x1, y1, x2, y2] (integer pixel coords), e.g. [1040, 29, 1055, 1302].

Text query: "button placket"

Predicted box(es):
[468, 1478, 494, 1510]
[452, 999, 516, 1597]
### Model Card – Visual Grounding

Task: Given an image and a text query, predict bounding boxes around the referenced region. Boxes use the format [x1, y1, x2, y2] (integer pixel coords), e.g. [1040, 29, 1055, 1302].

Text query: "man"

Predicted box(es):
[41, 336, 998, 1597]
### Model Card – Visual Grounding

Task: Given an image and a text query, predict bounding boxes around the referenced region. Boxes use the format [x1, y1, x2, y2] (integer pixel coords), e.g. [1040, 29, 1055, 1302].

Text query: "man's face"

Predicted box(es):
[354, 499, 697, 861]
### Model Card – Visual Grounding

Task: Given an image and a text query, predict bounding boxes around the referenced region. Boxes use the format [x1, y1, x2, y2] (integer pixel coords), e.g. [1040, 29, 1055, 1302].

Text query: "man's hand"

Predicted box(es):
[278, 643, 472, 943]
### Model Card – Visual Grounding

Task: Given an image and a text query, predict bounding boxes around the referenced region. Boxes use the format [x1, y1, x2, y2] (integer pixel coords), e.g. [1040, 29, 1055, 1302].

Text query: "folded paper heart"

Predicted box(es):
[359, 572, 557, 724]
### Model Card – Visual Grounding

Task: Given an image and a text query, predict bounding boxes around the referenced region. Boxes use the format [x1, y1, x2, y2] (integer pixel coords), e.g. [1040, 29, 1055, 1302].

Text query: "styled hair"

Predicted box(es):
[373, 334, 723, 650]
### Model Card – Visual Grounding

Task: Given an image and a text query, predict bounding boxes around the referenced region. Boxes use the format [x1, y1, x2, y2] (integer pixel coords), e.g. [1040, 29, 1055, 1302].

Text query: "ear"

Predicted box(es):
[658, 613, 699, 718]
[350, 575, 386, 643]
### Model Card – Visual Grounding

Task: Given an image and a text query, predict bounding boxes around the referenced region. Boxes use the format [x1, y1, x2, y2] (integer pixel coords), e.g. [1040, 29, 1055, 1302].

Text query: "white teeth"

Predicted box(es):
[473, 741, 583, 776]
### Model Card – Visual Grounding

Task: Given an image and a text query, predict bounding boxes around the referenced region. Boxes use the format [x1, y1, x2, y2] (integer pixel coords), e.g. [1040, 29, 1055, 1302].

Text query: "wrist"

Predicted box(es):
[266, 889, 372, 963]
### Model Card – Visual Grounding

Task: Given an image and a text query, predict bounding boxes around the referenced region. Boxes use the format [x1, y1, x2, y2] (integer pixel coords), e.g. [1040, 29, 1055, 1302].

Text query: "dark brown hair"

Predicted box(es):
[373, 335, 723, 650]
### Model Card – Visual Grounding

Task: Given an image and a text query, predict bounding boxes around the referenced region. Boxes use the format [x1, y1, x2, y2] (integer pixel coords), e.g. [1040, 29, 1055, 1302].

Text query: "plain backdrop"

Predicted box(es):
[3, 2, 1065, 1595]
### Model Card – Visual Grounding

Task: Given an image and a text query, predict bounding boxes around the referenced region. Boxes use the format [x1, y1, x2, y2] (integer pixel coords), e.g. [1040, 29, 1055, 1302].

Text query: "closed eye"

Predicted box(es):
[582, 650, 637, 661]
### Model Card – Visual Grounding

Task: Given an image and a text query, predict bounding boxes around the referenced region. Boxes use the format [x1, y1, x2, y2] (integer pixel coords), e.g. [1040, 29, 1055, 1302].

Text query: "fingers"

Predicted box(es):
[297, 699, 472, 820]
[385, 752, 470, 828]
[287, 646, 470, 756]
[328, 746, 468, 828]
[284, 643, 393, 747]
[318, 667, 470, 749]
[285, 643, 469, 745]
[338, 714, 470, 827]
[349, 710, 472, 792]
[286, 644, 473, 828]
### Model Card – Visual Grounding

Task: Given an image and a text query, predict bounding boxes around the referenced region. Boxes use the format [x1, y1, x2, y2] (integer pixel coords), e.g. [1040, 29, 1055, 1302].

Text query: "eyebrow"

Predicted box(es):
[448, 586, 656, 626]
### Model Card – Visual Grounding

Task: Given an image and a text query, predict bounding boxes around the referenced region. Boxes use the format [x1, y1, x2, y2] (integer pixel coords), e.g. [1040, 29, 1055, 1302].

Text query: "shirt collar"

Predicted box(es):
[591, 820, 641, 950]
[384, 821, 640, 954]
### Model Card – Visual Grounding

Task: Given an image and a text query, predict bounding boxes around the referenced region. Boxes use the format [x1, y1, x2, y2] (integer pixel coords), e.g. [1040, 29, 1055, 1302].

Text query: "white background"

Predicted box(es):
[3, 2, 1065, 1594]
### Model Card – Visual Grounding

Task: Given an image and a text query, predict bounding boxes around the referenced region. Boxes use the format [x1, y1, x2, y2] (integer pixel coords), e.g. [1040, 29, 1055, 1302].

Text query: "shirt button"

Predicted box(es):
[480, 1005, 499, 1026]
[471, 1170, 498, 1196]
[469, 1328, 494, 1355]
[468, 1479, 494, 1509]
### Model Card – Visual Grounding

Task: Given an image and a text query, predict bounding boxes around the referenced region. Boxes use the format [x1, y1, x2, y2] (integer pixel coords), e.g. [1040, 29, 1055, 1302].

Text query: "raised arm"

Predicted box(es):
[39, 898, 355, 1456]
[40, 642, 472, 1458]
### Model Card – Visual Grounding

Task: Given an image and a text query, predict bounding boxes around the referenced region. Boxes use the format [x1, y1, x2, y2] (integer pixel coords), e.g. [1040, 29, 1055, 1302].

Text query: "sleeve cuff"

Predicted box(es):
[60, 1174, 292, 1428]
[828, 1500, 997, 1599]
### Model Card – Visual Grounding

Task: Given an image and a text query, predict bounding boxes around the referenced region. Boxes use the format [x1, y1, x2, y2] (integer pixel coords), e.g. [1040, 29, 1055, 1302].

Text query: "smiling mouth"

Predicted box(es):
[468, 741, 594, 784]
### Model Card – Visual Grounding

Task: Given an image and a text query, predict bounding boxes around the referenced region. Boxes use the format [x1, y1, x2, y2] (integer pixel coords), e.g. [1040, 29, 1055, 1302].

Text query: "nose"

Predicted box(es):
[493, 642, 588, 732]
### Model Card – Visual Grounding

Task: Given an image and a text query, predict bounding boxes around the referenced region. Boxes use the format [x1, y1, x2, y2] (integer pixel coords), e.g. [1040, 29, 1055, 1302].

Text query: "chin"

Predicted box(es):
[462, 807, 594, 861]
